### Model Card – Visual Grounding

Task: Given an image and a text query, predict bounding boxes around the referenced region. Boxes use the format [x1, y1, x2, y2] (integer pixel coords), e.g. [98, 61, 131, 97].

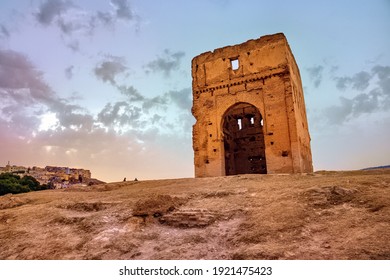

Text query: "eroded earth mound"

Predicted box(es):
[0, 169, 389, 259]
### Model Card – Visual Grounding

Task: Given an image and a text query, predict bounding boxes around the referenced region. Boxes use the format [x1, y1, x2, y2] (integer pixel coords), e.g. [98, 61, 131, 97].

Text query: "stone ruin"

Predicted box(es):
[191, 33, 313, 177]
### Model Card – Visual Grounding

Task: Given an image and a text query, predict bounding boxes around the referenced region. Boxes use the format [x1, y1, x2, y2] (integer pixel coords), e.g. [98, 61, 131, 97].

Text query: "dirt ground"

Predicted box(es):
[0, 169, 389, 260]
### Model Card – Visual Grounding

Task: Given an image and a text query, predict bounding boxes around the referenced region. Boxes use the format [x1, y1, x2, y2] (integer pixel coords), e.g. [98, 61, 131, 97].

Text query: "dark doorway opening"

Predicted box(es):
[223, 103, 267, 175]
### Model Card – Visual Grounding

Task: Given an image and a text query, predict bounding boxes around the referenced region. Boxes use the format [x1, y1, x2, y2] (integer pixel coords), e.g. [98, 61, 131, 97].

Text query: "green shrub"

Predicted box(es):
[0, 173, 48, 196]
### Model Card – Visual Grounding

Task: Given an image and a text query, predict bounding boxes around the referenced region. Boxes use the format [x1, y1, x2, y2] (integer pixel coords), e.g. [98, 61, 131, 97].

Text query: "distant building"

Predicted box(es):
[0, 162, 27, 174]
[0, 162, 94, 188]
[45, 166, 91, 183]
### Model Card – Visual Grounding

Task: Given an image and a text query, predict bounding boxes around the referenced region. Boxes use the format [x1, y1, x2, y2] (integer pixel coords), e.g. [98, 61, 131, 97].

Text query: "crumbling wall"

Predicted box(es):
[192, 33, 313, 177]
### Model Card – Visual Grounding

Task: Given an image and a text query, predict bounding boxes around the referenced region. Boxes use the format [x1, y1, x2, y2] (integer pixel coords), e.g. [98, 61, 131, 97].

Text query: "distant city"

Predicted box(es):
[0, 162, 104, 188]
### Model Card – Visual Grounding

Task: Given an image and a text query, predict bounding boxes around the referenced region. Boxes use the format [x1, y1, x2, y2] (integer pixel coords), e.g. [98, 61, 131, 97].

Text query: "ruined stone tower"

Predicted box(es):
[191, 33, 313, 177]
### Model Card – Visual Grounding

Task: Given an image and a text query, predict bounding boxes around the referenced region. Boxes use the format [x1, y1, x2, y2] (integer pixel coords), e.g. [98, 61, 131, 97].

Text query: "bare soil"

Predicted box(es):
[0, 169, 389, 260]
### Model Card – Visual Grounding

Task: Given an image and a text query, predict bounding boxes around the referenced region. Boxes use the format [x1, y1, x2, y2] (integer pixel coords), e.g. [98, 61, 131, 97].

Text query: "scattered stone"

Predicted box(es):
[65, 202, 107, 212]
[132, 195, 186, 218]
[160, 208, 219, 228]
[303, 186, 357, 207]
[0, 194, 29, 210]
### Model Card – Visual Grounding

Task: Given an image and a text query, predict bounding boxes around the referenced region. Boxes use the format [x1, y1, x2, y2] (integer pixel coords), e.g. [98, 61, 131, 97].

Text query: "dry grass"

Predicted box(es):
[0, 169, 389, 259]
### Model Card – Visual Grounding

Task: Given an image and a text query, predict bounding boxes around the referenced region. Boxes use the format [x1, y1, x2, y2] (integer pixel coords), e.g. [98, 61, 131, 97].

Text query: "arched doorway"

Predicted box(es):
[223, 102, 267, 175]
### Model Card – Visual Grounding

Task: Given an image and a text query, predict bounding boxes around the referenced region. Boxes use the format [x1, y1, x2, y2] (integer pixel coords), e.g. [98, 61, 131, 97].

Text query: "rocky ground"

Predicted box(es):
[0, 169, 389, 260]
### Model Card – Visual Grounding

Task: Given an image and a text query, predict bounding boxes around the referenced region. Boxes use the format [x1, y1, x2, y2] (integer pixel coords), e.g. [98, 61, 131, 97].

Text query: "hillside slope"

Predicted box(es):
[0, 169, 389, 260]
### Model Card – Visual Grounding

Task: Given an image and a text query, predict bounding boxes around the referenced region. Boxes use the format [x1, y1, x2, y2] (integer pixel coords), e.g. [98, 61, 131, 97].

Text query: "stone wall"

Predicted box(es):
[191, 33, 313, 177]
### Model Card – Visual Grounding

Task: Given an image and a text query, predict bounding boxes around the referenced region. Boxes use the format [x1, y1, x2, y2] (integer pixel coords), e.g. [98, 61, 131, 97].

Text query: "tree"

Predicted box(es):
[20, 175, 41, 191]
[0, 173, 48, 196]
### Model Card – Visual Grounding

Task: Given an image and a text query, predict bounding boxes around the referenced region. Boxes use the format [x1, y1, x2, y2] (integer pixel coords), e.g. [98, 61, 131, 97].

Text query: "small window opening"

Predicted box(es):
[250, 117, 255, 125]
[231, 59, 239, 70]
[248, 156, 261, 162]
[260, 119, 264, 126]
[237, 118, 242, 130]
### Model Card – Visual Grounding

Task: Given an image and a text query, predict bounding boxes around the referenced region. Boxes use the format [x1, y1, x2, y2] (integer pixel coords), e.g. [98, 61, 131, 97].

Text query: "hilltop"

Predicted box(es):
[0, 169, 389, 260]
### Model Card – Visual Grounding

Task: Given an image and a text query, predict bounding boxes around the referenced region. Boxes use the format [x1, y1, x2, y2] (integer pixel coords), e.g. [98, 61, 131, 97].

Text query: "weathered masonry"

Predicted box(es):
[191, 33, 313, 177]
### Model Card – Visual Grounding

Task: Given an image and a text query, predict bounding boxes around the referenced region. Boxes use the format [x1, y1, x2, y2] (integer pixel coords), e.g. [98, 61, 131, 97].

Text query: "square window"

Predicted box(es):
[230, 59, 239, 70]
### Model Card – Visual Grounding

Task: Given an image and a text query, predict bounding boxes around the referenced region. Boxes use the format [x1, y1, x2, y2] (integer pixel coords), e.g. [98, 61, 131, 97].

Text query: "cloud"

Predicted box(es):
[95, 0, 139, 25]
[142, 88, 194, 133]
[325, 65, 390, 124]
[0, 24, 10, 39]
[151, 113, 163, 124]
[329, 65, 339, 75]
[137, 88, 191, 113]
[1, 49, 142, 138]
[306, 65, 324, 88]
[351, 71, 372, 91]
[57, 10, 96, 36]
[93, 56, 191, 113]
[0, 49, 190, 141]
[165, 88, 192, 110]
[0, 49, 95, 133]
[0, 48, 194, 181]
[145, 49, 185, 77]
[334, 76, 352, 91]
[111, 0, 135, 20]
[35, 0, 96, 44]
[94, 56, 128, 85]
[35, 0, 74, 26]
[91, 52, 190, 130]
[372, 65, 390, 106]
[97, 101, 143, 128]
[65, 65, 74, 79]
[142, 95, 169, 112]
[93, 85, 192, 133]
[352, 90, 381, 115]
[35, 0, 140, 34]
[96, 0, 141, 29]
[334, 71, 372, 91]
[66, 40, 80, 52]
[96, 11, 114, 25]
[117, 85, 145, 102]
[53, 103, 95, 131]
[0, 104, 42, 135]
[33, 0, 141, 52]
[0, 49, 54, 104]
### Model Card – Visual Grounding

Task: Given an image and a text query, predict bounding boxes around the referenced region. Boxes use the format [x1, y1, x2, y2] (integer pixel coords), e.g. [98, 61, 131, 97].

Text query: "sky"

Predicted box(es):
[0, 0, 389, 182]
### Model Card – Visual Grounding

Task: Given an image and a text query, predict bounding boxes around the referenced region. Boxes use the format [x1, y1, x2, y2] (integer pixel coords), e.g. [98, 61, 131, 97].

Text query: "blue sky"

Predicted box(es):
[0, 0, 389, 182]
